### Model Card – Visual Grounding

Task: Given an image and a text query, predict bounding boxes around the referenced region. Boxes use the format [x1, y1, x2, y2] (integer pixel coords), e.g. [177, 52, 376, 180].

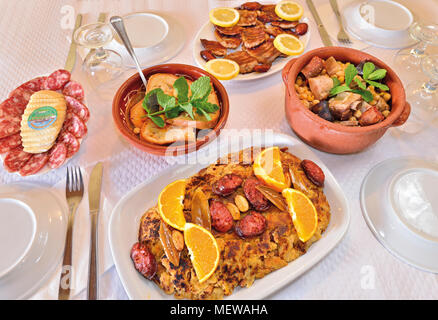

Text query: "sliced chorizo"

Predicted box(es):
[62, 81, 84, 100]
[209, 200, 234, 232]
[63, 112, 87, 139]
[130, 242, 157, 280]
[243, 176, 270, 211]
[19, 152, 49, 176]
[44, 69, 71, 90]
[0, 133, 22, 154]
[3, 147, 32, 173]
[235, 212, 267, 238]
[212, 174, 243, 196]
[65, 96, 90, 122]
[48, 142, 67, 169]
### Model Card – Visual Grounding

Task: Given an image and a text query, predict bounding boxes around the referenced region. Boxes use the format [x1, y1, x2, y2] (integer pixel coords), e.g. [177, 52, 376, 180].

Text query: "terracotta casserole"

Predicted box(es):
[112, 64, 229, 156]
[282, 47, 411, 154]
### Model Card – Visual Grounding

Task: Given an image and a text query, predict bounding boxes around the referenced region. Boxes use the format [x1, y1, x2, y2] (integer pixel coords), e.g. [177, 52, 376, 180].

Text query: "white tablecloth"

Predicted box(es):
[0, 0, 437, 299]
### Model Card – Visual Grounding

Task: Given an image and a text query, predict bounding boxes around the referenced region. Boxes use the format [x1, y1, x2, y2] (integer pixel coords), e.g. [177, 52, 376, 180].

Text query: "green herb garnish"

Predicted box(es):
[142, 76, 219, 128]
[329, 61, 388, 103]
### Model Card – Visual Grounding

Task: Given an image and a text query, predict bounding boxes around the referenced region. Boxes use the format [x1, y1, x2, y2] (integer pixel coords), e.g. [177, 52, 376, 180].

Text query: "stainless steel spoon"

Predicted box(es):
[110, 16, 147, 87]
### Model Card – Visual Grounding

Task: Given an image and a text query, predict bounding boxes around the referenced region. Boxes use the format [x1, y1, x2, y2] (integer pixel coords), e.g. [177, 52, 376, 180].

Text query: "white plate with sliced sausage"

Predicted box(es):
[192, 2, 311, 82]
[0, 69, 90, 176]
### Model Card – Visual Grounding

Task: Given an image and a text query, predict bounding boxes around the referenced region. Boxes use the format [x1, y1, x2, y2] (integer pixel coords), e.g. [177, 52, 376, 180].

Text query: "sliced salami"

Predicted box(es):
[3, 147, 32, 173]
[63, 81, 84, 100]
[48, 142, 67, 169]
[0, 116, 21, 139]
[63, 112, 87, 138]
[0, 133, 22, 154]
[20, 76, 47, 92]
[58, 131, 80, 158]
[0, 97, 26, 118]
[18, 152, 49, 176]
[44, 69, 71, 90]
[65, 96, 90, 122]
[8, 87, 34, 102]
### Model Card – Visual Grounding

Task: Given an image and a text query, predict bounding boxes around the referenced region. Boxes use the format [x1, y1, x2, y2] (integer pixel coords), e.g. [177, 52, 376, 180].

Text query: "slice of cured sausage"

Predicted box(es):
[48, 142, 67, 169]
[0, 116, 21, 139]
[44, 69, 71, 90]
[0, 133, 22, 154]
[3, 147, 32, 172]
[63, 112, 87, 139]
[18, 152, 49, 176]
[0, 97, 26, 118]
[58, 131, 80, 158]
[62, 81, 84, 100]
[65, 96, 90, 122]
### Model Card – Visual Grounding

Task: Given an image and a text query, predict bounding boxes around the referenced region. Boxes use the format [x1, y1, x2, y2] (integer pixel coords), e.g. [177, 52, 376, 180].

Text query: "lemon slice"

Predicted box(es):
[205, 59, 240, 80]
[209, 7, 240, 27]
[273, 34, 305, 56]
[275, 0, 304, 21]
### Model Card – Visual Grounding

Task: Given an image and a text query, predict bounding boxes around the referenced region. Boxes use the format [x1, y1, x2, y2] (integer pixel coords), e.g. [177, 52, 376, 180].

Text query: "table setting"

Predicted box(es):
[0, 0, 437, 300]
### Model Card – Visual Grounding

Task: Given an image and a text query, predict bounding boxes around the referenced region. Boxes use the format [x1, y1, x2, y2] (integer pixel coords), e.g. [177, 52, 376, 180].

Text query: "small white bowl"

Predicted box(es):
[343, 0, 416, 49]
[113, 12, 169, 49]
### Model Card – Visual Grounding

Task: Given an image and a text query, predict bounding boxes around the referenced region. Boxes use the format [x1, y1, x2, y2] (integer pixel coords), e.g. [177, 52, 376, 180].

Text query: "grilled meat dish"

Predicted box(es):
[271, 20, 299, 29]
[200, 39, 227, 56]
[257, 4, 283, 23]
[239, 1, 262, 10]
[265, 25, 294, 37]
[216, 25, 242, 36]
[241, 26, 269, 48]
[135, 147, 331, 300]
[237, 9, 258, 26]
[225, 51, 259, 74]
[214, 30, 242, 49]
[244, 39, 282, 64]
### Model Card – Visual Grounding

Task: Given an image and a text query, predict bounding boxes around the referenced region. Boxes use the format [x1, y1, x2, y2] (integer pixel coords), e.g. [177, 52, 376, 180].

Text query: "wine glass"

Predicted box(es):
[394, 22, 438, 75]
[74, 23, 123, 83]
[405, 55, 438, 124]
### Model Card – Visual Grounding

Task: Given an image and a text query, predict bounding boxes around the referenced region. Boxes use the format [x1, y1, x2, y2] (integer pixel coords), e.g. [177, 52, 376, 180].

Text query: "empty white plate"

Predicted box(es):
[360, 157, 438, 273]
[342, 0, 417, 49]
[0, 182, 67, 299]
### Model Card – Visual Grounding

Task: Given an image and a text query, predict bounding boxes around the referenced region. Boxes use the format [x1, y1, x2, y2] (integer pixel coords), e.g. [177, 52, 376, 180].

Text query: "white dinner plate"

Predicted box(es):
[0, 182, 67, 299]
[360, 157, 438, 273]
[342, 0, 417, 49]
[192, 17, 311, 82]
[109, 132, 350, 300]
[109, 12, 186, 69]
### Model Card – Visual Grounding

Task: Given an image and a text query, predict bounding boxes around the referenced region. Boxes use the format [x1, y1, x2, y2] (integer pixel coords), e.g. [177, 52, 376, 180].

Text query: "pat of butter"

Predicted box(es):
[20, 90, 66, 154]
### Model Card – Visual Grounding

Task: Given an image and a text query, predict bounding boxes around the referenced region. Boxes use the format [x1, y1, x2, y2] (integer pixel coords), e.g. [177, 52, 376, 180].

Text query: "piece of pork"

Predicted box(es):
[243, 39, 281, 64]
[214, 30, 242, 49]
[308, 75, 334, 101]
[328, 92, 362, 120]
[325, 56, 343, 77]
[301, 56, 326, 79]
[200, 39, 227, 56]
[241, 26, 269, 48]
[225, 51, 259, 74]
[359, 106, 385, 126]
[237, 9, 258, 26]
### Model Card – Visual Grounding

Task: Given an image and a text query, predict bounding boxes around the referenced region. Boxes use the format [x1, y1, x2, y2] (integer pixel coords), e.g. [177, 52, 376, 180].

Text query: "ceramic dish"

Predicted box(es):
[282, 46, 411, 154]
[360, 157, 438, 273]
[192, 18, 311, 82]
[342, 0, 416, 49]
[108, 12, 185, 69]
[0, 182, 67, 299]
[109, 132, 350, 299]
[112, 63, 229, 156]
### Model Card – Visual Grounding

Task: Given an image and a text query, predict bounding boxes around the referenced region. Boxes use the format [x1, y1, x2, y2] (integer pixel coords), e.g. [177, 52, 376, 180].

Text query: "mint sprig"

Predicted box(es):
[142, 76, 219, 128]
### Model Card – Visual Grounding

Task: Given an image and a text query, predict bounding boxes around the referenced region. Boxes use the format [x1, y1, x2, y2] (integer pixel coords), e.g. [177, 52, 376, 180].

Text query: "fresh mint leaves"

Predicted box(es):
[329, 61, 388, 103]
[142, 76, 219, 128]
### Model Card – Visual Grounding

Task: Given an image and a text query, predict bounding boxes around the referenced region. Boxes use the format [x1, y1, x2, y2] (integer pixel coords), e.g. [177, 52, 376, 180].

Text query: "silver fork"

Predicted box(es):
[58, 166, 84, 300]
[330, 0, 352, 45]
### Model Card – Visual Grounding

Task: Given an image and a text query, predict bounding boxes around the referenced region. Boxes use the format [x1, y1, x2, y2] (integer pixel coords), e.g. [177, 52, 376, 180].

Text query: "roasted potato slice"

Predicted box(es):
[140, 118, 196, 145]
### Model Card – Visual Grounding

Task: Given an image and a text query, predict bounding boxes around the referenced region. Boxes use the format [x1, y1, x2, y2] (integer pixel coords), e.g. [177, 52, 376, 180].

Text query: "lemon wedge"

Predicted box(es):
[273, 34, 305, 56]
[205, 59, 240, 80]
[209, 7, 240, 27]
[275, 1, 304, 21]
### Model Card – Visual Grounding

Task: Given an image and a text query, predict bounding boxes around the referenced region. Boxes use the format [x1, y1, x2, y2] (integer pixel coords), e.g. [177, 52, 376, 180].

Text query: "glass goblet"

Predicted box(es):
[74, 23, 123, 83]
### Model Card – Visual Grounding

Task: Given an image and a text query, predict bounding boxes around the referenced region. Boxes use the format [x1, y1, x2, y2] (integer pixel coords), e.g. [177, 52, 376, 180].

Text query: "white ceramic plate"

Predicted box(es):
[0, 182, 67, 299]
[342, 0, 416, 49]
[192, 18, 311, 82]
[109, 133, 350, 300]
[109, 12, 186, 69]
[360, 157, 438, 273]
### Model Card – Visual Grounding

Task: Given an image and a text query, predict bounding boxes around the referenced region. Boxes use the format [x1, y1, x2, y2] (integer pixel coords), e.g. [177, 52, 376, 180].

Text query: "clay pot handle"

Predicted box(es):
[282, 58, 298, 85]
[391, 102, 411, 127]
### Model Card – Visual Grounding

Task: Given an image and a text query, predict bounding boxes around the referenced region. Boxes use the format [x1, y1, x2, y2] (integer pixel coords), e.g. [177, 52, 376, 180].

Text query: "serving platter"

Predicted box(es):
[109, 132, 350, 299]
[192, 17, 311, 82]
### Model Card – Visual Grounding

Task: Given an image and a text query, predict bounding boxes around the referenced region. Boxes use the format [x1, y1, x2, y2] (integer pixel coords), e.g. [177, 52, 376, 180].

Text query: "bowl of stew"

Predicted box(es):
[112, 64, 229, 156]
[282, 47, 410, 154]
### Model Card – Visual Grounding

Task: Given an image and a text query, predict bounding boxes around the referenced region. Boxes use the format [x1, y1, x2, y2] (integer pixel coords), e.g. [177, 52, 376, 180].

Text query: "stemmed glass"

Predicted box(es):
[405, 54, 438, 123]
[74, 23, 123, 83]
[394, 22, 438, 75]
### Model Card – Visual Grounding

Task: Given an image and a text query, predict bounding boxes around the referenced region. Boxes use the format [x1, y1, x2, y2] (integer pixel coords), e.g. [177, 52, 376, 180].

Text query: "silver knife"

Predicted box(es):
[87, 162, 103, 300]
[65, 14, 83, 72]
[306, 0, 333, 47]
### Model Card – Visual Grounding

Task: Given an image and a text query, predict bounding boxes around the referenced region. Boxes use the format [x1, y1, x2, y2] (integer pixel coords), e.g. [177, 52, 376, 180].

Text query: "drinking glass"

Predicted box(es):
[74, 23, 123, 83]
[394, 22, 438, 74]
[405, 55, 438, 123]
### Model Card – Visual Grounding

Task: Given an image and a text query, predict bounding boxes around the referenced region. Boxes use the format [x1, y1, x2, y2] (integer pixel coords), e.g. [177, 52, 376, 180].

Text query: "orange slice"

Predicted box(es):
[253, 147, 290, 192]
[158, 179, 187, 231]
[282, 188, 318, 242]
[184, 223, 220, 283]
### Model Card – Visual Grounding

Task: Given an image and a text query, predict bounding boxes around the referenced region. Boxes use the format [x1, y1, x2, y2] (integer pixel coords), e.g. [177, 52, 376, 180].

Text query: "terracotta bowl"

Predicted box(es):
[112, 64, 229, 156]
[282, 47, 411, 154]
